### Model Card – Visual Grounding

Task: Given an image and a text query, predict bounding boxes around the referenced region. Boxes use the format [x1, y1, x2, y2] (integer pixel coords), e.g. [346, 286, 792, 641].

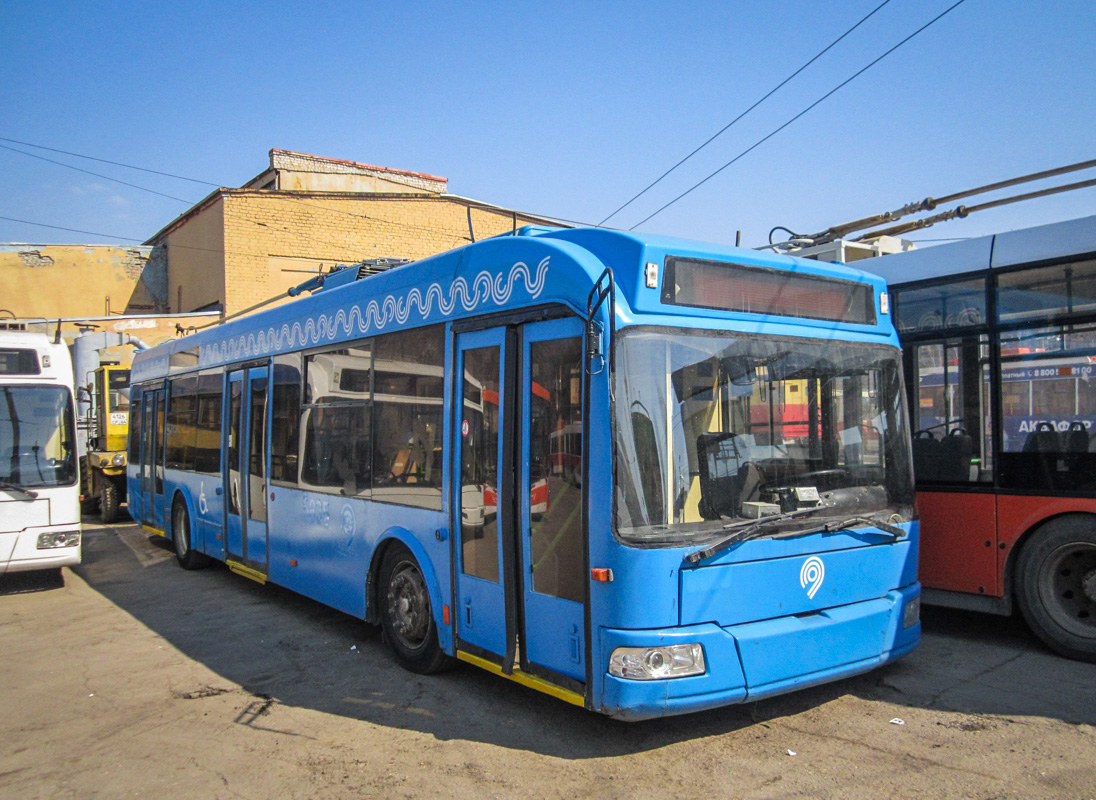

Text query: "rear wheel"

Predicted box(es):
[1016, 515, 1096, 663]
[379, 543, 452, 674]
[100, 478, 120, 524]
[172, 499, 211, 570]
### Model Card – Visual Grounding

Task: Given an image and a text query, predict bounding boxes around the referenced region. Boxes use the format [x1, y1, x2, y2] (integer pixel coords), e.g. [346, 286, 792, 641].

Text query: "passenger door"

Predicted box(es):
[452, 318, 587, 685]
[140, 387, 166, 530]
[519, 318, 586, 682]
[224, 366, 270, 574]
[453, 328, 510, 659]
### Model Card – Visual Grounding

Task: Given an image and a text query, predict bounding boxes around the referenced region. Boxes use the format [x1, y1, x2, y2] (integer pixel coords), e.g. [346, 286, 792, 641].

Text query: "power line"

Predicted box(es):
[0, 143, 199, 205]
[0, 215, 144, 243]
[0, 214, 342, 262]
[0, 136, 517, 245]
[627, 0, 970, 231]
[599, 0, 894, 226]
[0, 136, 222, 187]
[0, 135, 593, 251]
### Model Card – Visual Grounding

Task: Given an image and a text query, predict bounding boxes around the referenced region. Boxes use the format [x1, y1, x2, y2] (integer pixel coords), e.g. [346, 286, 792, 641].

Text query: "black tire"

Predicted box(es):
[1016, 514, 1096, 663]
[378, 543, 452, 674]
[172, 499, 211, 570]
[100, 478, 120, 524]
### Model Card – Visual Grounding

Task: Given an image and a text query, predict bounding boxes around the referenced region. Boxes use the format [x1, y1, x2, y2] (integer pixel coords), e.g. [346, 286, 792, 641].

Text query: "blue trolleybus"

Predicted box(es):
[126, 226, 920, 719]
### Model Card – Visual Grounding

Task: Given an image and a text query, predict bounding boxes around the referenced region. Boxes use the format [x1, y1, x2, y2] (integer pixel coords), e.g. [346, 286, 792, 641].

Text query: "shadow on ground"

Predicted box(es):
[70, 521, 1096, 758]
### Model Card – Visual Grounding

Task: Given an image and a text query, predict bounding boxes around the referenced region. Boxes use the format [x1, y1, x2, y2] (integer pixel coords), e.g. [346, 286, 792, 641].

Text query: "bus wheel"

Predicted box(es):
[1016, 515, 1096, 663]
[172, 500, 211, 571]
[379, 543, 451, 674]
[100, 479, 120, 524]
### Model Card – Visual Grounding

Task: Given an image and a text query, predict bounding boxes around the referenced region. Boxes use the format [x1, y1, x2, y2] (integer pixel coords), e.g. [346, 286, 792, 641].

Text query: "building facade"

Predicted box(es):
[146, 149, 563, 317]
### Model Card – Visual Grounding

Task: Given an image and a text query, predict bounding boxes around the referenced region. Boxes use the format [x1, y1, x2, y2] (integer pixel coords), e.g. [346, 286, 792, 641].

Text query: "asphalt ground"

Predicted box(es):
[1, 517, 1094, 799]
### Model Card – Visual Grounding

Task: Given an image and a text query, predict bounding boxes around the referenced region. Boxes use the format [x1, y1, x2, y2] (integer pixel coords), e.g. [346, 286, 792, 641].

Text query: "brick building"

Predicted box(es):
[145, 149, 564, 317]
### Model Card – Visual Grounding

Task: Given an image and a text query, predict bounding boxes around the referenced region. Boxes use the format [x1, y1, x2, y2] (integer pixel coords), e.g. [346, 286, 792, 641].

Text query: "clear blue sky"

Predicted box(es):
[1, 0, 1094, 251]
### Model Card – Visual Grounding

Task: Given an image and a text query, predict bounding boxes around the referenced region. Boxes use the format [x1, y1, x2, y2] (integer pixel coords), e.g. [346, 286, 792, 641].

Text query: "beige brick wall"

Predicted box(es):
[217, 192, 549, 315]
[0, 244, 149, 319]
[164, 197, 226, 314]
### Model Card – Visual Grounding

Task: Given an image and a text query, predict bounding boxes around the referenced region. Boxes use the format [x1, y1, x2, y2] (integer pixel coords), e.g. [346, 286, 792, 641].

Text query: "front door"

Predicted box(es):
[224, 366, 270, 573]
[140, 387, 165, 529]
[454, 328, 510, 658]
[453, 318, 587, 684]
[520, 318, 586, 682]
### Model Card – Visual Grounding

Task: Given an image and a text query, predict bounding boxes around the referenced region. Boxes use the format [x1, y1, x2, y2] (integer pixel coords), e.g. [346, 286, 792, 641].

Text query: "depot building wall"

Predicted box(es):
[207, 192, 545, 315]
[0, 244, 150, 320]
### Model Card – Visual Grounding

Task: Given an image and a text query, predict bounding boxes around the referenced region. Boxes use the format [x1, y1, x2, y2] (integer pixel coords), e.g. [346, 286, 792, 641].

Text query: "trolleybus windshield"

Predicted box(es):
[0, 385, 77, 489]
[614, 328, 913, 543]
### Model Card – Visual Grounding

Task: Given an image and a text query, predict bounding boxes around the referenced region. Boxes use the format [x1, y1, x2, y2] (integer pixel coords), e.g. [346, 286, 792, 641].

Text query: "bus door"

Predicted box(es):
[224, 366, 270, 573]
[908, 336, 999, 594]
[140, 387, 166, 530]
[519, 318, 585, 683]
[454, 328, 510, 659]
[453, 318, 587, 686]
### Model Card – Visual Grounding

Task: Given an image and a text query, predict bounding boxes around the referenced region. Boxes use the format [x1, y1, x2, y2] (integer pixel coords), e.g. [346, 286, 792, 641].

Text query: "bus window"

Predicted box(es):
[908, 336, 993, 484]
[998, 322, 1096, 492]
[270, 355, 302, 485]
[301, 344, 372, 497]
[372, 325, 445, 509]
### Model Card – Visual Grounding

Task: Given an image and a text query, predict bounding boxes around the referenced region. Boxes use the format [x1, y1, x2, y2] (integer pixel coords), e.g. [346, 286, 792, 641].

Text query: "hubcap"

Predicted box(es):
[386, 562, 429, 650]
[1083, 568, 1096, 604]
[1039, 542, 1096, 638]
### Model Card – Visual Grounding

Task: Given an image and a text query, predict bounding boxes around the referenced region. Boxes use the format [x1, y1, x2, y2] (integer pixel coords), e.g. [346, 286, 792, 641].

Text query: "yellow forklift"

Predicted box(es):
[82, 365, 131, 523]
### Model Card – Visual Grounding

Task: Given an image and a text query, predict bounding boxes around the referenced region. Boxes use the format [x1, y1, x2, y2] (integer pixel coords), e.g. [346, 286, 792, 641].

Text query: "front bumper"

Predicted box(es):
[597, 584, 920, 720]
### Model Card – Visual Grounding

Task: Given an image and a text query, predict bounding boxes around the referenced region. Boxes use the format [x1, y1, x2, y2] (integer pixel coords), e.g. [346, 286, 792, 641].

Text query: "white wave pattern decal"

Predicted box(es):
[203, 257, 550, 364]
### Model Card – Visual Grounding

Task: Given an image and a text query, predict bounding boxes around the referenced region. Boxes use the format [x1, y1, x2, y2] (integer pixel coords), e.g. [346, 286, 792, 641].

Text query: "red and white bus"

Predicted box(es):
[874, 214, 1096, 662]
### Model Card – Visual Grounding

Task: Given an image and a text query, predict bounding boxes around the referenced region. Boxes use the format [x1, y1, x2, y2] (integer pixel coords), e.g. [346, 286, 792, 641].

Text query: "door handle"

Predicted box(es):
[215, 487, 223, 496]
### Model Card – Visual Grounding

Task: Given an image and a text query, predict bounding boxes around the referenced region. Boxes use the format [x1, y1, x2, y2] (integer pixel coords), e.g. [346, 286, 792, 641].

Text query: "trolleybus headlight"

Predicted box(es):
[112, 454, 125, 466]
[608, 644, 706, 680]
[37, 531, 81, 549]
[903, 596, 920, 629]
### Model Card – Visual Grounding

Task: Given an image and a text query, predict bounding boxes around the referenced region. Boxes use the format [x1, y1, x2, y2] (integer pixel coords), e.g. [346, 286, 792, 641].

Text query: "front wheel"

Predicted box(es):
[1016, 515, 1096, 663]
[379, 543, 452, 674]
[172, 500, 211, 570]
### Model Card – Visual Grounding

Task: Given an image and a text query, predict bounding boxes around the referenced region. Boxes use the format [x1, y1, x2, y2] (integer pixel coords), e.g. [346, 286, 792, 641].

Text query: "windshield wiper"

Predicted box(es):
[0, 480, 39, 499]
[683, 511, 906, 565]
[684, 506, 829, 564]
[794, 515, 907, 539]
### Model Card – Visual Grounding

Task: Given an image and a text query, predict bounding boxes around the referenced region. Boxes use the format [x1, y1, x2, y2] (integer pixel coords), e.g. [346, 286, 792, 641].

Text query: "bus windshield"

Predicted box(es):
[614, 328, 914, 544]
[0, 385, 77, 488]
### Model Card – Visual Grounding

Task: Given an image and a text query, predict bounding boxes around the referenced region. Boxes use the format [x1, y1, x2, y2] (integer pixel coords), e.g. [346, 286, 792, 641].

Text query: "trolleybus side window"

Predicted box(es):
[301, 342, 372, 496]
[166, 374, 198, 471]
[372, 325, 445, 510]
[271, 354, 302, 486]
[907, 337, 994, 484]
[194, 371, 223, 474]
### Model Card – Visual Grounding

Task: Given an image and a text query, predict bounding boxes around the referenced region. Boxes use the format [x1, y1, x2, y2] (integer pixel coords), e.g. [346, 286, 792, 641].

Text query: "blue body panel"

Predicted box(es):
[127, 226, 917, 719]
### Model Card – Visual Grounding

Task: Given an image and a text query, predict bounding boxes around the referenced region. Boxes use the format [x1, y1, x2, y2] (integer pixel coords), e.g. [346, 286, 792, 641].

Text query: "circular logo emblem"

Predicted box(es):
[462, 419, 470, 437]
[800, 556, 825, 599]
[341, 504, 356, 543]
